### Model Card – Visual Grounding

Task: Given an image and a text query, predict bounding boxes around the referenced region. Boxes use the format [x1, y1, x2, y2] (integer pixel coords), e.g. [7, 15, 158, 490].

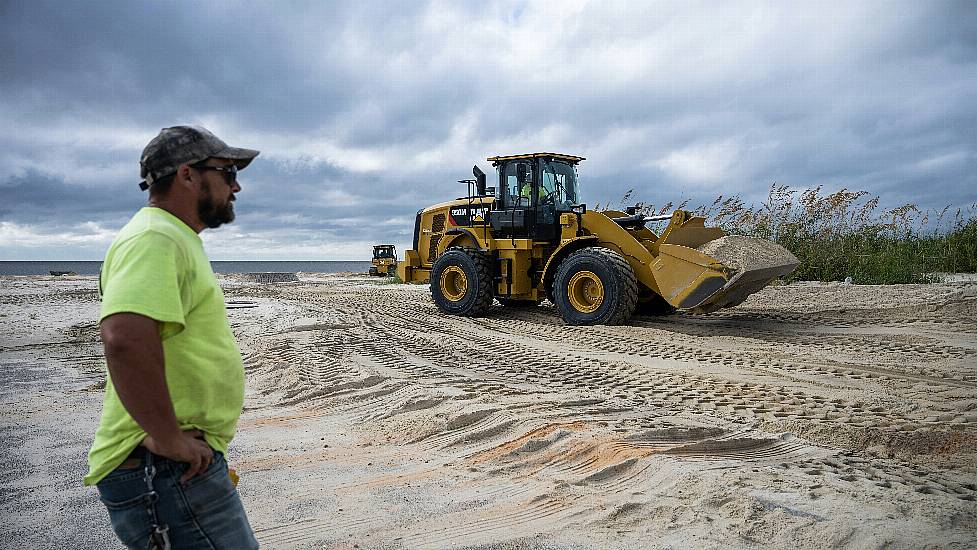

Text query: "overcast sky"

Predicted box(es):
[1, 1, 975, 260]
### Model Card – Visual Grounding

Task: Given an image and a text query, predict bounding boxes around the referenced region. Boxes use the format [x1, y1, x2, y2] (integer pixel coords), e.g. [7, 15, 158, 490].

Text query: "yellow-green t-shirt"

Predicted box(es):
[84, 207, 244, 485]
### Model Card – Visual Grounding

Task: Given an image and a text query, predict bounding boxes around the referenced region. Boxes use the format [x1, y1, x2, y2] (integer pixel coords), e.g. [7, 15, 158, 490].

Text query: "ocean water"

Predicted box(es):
[0, 261, 372, 276]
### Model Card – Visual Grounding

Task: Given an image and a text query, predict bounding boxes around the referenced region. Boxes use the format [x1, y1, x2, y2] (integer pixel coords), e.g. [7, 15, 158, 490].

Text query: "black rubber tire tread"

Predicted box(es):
[430, 247, 494, 317]
[496, 297, 540, 308]
[634, 292, 677, 316]
[552, 247, 638, 326]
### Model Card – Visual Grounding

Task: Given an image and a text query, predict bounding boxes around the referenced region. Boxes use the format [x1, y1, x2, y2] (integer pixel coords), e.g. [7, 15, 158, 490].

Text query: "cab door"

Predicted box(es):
[530, 158, 559, 241]
[493, 161, 534, 238]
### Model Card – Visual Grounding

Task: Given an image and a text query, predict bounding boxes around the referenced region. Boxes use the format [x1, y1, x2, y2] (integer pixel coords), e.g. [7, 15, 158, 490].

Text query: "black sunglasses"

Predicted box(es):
[192, 163, 238, 185]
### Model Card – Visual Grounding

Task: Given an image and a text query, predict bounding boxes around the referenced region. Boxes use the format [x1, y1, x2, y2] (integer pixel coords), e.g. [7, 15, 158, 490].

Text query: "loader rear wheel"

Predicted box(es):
[430, 247, 493, 317]
[553, 247, 638, 325]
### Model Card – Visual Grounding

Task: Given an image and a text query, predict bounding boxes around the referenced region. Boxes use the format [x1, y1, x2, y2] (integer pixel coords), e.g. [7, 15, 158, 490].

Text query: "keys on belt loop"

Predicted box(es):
[141, 448, 171, 550]
[148, 523, 171, 550]
[143, 465, 157, 492]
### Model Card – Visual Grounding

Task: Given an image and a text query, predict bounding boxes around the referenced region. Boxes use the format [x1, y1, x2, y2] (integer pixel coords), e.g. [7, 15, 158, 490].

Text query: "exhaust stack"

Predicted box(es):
[473, 165, 486, 195]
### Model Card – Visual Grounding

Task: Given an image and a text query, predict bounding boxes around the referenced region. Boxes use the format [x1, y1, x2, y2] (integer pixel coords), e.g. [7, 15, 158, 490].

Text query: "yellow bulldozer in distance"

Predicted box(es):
[370, 244, 398, 277]
[397, 153, 799, 325]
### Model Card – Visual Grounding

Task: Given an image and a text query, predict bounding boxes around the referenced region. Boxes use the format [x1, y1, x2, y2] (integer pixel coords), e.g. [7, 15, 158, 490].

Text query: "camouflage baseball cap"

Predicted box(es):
[138, 125, 259, 191]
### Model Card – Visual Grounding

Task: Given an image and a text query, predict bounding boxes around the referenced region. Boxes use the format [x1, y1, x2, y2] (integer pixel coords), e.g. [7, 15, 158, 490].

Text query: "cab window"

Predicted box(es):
[502, 162, 533, 207]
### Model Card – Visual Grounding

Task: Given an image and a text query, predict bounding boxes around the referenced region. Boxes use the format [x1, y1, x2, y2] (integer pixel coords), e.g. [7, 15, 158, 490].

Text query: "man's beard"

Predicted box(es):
[198, 185, 235, 228]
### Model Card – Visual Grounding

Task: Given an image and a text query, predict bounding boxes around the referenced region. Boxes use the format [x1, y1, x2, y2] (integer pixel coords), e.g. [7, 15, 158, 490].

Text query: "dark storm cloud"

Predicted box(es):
[0, 169, 140, 227]
[1, 1, 975, 259]
[2, 2, 353, 131]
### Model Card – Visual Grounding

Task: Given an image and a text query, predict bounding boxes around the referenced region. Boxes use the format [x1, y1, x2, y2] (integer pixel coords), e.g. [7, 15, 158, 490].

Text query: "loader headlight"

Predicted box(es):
[571, 204, 587, 215]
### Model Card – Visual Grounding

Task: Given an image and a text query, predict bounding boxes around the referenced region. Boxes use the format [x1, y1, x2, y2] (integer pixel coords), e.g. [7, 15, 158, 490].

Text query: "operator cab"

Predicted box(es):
[487, 153, 585, 240]
[373, 245, 396, 259]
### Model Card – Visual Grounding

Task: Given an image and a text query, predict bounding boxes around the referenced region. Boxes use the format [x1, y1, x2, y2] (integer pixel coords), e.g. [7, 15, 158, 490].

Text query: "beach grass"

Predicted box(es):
[625, 185, 977, 284]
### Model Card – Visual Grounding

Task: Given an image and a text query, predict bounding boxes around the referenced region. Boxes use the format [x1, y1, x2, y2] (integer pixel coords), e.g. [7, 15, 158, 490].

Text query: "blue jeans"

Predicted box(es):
[96, 449, 258, 549]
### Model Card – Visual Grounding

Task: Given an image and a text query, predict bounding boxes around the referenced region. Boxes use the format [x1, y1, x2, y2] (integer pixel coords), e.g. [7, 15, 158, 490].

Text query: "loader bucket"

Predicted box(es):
[652, 236, 799, 313]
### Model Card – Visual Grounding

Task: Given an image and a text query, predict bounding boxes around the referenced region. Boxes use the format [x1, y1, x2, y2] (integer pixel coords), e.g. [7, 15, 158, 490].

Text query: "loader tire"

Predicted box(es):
[431, 247, 494, 317]
[553, 247, 638, 326]
[496, 297, 540, 308]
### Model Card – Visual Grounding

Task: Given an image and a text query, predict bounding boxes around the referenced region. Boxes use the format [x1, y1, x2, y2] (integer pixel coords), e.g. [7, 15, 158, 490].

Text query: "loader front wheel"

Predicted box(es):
[553, 247, 638, 325]
[431, 247, 494, 317]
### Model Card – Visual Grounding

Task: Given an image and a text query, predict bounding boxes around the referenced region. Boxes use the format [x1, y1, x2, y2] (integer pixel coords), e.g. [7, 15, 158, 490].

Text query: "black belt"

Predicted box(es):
[118, 445, 148, 470]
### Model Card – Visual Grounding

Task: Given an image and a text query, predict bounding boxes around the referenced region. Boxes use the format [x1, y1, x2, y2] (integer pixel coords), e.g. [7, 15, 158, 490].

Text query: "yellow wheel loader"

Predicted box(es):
[397, 153, 799, 325]
[370, 244, 398, 277]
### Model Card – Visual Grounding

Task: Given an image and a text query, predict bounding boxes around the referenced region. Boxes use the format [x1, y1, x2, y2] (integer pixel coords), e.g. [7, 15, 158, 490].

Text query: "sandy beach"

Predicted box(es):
[1, 273, 975, 549]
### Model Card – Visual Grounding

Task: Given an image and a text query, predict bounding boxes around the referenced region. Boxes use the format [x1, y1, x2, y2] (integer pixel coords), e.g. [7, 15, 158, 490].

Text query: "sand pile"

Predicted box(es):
[697, 235, 800, 275]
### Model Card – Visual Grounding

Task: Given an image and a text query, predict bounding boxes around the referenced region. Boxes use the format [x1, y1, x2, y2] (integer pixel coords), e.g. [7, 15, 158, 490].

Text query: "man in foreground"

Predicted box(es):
[85, 125, 260, 549]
